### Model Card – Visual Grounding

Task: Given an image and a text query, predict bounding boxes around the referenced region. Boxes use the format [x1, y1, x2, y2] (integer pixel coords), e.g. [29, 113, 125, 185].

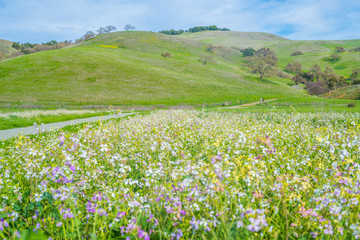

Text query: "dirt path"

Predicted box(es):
[0, 113, 136, 141]
[223, 98, 280, 109]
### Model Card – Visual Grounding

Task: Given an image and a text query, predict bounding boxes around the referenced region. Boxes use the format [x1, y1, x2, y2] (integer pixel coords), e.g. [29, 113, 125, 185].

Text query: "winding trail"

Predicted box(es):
[0, 113, 136, 141]
[223, 98, 280, 109]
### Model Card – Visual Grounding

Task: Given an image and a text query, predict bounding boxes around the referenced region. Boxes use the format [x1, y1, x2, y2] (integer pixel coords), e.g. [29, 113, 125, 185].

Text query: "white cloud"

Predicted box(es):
[0, 0, 359, 42]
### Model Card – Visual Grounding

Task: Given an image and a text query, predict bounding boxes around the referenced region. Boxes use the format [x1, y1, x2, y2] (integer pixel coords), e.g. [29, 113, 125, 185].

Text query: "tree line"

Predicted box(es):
[288, 63, 359, 95]
[240, 46, 360, 95]
[159, 25, 230, 35]
[11, 40, 73, 55]
[7, 25, 120, 57]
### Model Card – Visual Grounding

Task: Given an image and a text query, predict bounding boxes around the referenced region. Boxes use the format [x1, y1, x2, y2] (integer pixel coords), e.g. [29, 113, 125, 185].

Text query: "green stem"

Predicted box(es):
[62, 223, 67, 240]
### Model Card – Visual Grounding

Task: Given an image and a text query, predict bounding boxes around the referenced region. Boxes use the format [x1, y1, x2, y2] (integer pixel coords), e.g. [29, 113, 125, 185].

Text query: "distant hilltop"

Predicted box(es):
[159, 25, 230, 35]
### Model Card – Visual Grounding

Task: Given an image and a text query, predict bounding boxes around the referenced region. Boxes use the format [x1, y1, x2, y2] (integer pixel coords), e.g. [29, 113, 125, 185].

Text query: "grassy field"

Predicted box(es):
[216, 99, 360, 113]
[0, 109, 110, 130]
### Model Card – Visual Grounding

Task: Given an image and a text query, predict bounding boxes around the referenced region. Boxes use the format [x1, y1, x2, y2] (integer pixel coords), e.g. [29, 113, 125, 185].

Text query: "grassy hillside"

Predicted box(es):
[180, 31, 360, 78]
[0, 39, 18, 57]
[179, 31, 287, 48]
[0, 31, 312, 107]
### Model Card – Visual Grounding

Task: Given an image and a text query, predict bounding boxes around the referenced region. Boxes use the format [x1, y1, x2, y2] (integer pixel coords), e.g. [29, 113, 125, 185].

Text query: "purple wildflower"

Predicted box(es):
[97, 208, 107, 216]
[92, 192, 103, 201]
[69, 164, 76, 172]
[59, 135, 65, 146]
[33, 223, 41, 233]
[247, 217, 262, 232]
[86, 201, 97, 213]
[147, 214, 153, 222]
[190, 217, 199, 230]
[138, 230, 147, 238]
[61, 208, 74, 219]
[117, 211, 126, 219]
[14, 231, 21, 239]
[310, 232, 318, 239]
[165, 206, 173, 214]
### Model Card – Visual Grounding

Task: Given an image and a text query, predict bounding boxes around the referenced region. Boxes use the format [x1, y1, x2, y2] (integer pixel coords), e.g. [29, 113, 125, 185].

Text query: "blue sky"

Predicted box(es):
[0, 0, 359, 43]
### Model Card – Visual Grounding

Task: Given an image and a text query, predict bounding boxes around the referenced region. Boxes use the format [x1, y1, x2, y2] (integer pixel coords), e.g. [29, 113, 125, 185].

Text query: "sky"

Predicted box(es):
[0, 0, 360, 43]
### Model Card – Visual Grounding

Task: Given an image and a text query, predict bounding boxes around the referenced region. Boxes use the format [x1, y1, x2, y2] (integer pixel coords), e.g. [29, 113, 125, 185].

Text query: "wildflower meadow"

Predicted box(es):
[1, 110, 360, 239]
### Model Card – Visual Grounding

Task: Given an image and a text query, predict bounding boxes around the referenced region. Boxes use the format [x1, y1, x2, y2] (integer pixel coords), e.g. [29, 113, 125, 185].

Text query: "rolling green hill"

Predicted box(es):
[180, 31, 360, 77]
[0, 31, 313, 107]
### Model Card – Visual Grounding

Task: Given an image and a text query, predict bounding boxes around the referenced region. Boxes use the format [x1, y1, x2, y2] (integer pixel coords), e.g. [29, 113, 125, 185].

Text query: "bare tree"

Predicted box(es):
[124, 24, 135, 31]
[97, 25, 117, 35]
[83, 31, 96, 41]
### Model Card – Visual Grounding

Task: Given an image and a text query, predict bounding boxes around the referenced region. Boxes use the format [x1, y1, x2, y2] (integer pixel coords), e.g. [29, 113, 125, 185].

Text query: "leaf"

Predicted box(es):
[21, 230, 31, 240]
[26, 203, 35, 211]
[29, 230, 48, 240]
[14, 203, 22, 213]
[42, 192, 53, 204]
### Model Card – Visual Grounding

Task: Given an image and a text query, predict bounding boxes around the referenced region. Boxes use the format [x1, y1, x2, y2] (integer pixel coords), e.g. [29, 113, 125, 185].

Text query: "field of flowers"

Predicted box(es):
[1, 110, 360, 239]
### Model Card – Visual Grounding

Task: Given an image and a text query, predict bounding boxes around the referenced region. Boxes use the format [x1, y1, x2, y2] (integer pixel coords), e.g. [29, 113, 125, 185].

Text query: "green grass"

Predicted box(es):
[180, 32, 360, 78]
[1, 31, 360, 108]
[0, 31, 311, 107]
[214, 98, 360, 113]
[0, 109, 109, 130]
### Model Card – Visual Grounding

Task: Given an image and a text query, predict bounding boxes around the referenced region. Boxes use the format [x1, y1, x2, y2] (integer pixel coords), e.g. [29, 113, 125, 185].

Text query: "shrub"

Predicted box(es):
[348, 102, 356, 107]
[199, 55, 215, 65]
[352, 79, 360, 85]
[329, 54, 340, 62]
[306, 81, 330, 95]
[159, 29, 184, 35]
[285, 62, 302, 74]
[292, 75, 307, 84]
[290, 51, 303, 56]
[335, 46, 345, 53]
[161, 52, 171, 58]
[240, 47, 256, 57]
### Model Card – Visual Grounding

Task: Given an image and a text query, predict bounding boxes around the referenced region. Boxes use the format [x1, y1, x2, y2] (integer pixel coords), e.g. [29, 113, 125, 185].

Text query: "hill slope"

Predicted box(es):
[0, 39, 18, 57]
[178, 31, 288, 48]
[180, 31, 360, 78]
[0, 31, 310, 106]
